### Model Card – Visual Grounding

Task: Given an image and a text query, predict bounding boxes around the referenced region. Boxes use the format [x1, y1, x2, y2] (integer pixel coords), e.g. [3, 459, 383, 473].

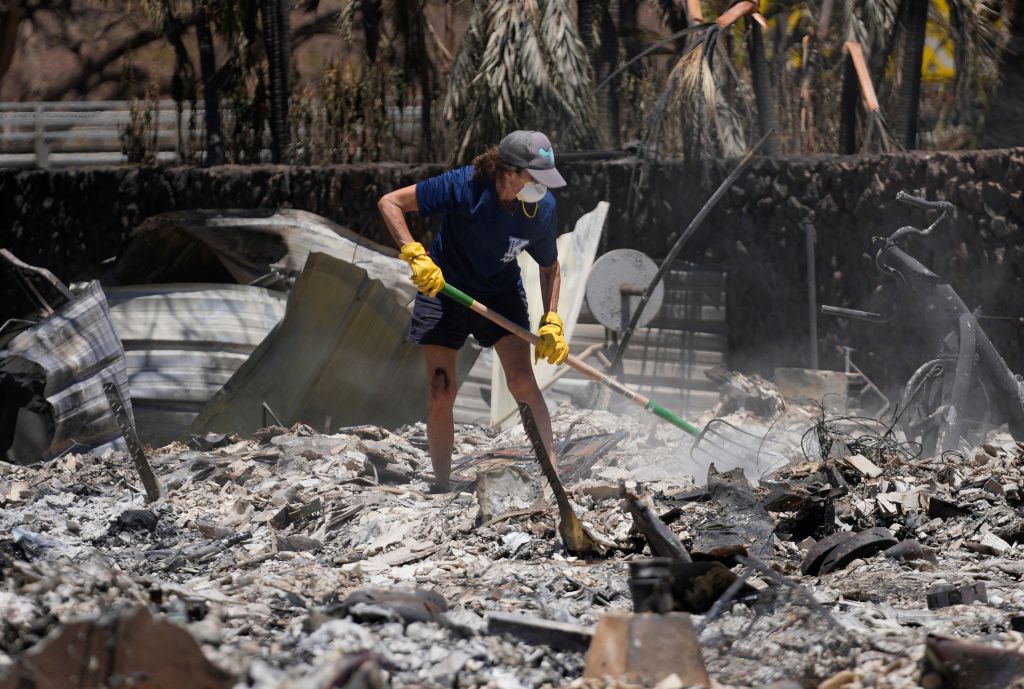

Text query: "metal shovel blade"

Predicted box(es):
[517, 403, 611, 555]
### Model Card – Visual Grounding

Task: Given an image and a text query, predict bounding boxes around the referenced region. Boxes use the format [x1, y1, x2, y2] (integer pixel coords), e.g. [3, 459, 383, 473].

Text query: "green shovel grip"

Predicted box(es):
[644, 400, 701, 437]
[441, 283, 475, 308]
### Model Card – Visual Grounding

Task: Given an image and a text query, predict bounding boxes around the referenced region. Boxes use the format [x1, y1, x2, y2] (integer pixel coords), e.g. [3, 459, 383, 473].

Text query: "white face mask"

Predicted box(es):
[516, 176, 547, 203]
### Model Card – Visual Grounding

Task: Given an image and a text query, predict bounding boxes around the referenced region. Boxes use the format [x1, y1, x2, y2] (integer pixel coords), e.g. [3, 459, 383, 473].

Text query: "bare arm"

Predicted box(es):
[377, 184, 420, 248]
[538, 261, 561, 316]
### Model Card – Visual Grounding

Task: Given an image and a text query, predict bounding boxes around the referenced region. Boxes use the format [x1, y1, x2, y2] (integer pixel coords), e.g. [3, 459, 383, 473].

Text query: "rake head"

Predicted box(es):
[691, 418, 788, 481]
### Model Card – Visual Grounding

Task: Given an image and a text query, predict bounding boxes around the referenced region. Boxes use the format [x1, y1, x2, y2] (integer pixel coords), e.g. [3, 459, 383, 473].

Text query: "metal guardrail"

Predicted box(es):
[0, 100, 191, 168]
[0, 100, 426, 168]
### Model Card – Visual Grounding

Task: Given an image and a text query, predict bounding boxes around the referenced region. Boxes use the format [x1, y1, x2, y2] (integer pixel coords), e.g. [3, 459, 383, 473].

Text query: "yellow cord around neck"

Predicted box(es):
[520, 200, 539, 218]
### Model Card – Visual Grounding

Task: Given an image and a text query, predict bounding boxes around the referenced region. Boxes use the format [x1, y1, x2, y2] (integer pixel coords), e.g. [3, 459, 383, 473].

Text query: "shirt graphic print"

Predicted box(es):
[501, 237, 531, 264]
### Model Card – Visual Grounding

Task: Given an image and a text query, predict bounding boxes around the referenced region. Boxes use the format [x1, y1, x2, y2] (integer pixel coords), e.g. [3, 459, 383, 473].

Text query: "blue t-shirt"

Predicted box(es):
[415, 165, 558, 298]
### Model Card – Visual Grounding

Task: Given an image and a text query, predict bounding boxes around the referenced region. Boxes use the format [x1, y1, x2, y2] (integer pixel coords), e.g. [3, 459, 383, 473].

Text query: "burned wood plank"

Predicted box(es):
[620, 484, 691, 562]
[487, 612, 593, 653]
[103, 382, 160, 502]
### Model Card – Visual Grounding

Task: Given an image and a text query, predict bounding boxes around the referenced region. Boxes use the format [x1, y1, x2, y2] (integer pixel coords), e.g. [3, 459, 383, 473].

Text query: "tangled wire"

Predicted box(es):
[800, 401, 923, 465]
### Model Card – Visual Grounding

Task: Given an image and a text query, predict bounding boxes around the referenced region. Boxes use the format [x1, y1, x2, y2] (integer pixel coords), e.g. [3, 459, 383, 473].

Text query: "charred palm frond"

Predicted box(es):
[943, 0, 1006, 136]
[663, 1, 757, 160]
[670, 40, 717, 158]
[838, 0, 900, 59]
[444, 0, 599, 163]
[842, 41, 900, 153]
[540, 0, 601, 145]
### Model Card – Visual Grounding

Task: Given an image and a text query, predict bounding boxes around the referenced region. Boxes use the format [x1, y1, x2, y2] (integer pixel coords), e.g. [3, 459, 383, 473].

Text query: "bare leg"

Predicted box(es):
[423, 345, 459, 490]
[493, 335, 559, 472]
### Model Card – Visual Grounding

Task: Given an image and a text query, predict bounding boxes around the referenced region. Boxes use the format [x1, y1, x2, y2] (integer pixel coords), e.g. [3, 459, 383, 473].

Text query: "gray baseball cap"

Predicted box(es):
[498, 130, 567, 188]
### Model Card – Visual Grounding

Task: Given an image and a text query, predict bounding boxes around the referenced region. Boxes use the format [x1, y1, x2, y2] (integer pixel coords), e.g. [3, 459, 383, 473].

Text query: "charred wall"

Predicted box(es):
[1, 148, 1022, 396]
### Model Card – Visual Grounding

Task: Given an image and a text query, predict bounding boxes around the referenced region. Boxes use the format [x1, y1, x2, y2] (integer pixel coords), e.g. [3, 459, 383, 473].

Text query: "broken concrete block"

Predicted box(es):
[926, 582, 988, 609]
[0, 605, 234, 689]
[274, 534, 323, 552]
[474, 464, 540, 524]
[487, 612, 593, 653]
[883, 539, 938, 565]
[965, 532, 1011, 556]
[842, 453, 883, 478]
[322, 588, 448, 627]
[583, 612, 709, 687]
[572, 481, 621, 501]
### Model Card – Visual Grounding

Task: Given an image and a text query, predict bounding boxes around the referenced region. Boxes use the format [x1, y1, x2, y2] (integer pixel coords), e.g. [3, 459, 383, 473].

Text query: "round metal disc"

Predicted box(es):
[585, 249, 664, 332]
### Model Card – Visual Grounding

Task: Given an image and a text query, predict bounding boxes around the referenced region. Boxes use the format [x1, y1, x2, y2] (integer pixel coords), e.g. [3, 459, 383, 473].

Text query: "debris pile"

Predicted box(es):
[1, 394, 1022, 688]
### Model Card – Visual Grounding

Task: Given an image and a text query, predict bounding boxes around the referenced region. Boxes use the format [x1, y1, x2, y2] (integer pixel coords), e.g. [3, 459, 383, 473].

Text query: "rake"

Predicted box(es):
[440, 283, 772, 468]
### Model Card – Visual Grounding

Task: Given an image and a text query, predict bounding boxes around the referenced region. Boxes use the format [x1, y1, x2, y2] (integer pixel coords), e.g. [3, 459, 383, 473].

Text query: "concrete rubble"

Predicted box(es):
[1, 384, 1023, 689]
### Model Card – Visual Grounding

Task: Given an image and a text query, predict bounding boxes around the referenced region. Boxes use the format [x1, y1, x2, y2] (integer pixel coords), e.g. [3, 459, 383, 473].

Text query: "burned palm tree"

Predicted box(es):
[892, 0, 929, 149]
[444, 0, 599, 163]
[840, 41, 899, 153]
[194, 0, 225, 165]
[577, 0, 621, 146]
[747, 14, 782, 155]
[650, 2, 761, 160]
[261, 0, 291, 162]
[338, 0, 440, 158]
[982, 0, 1024, 148]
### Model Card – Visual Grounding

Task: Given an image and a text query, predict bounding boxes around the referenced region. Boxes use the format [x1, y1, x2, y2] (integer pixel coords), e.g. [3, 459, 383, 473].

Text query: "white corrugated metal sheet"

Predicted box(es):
[105, 284, 287, 446]
[1, 281, 131, 459]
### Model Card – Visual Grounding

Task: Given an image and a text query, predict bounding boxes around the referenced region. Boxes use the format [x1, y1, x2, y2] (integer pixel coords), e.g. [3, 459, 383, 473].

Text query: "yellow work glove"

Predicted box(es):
[399, 241, 445, 297]
[535, 311, 569, 365]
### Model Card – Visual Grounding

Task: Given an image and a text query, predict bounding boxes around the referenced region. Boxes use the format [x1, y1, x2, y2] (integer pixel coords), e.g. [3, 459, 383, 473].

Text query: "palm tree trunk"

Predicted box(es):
[619, 0, 641, 76]
[839, 54, 858, 154]
[362, 0, 381, 62]
[748, 20, 782, 155]
[982, 0, 1024, 148]
[596, 5, 620, 146]
[261, 0, 291, 163]
[577, 0, 596, 56]
[194, 2, 225, 166]
[893, 0, 928, 149]
[415, 0, 431, 157]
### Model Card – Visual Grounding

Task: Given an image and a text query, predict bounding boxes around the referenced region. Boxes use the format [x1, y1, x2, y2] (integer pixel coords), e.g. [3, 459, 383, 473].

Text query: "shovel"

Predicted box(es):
[517, 402, 612, 556]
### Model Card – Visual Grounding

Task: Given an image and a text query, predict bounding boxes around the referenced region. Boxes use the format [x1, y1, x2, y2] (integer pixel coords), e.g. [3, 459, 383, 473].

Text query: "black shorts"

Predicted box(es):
[409, 283, 530, 350]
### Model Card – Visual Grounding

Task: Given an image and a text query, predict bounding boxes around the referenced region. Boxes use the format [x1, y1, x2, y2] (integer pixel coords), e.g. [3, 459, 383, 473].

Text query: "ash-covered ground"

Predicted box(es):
[1, 388, 1023, 689]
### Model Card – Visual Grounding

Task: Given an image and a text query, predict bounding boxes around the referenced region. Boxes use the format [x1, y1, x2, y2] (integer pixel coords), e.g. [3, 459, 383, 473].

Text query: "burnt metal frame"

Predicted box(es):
[821, 192, 1024, 448]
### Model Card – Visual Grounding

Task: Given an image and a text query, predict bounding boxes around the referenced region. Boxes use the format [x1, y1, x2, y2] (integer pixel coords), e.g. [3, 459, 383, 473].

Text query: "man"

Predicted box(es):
[377, 130, 569, 493]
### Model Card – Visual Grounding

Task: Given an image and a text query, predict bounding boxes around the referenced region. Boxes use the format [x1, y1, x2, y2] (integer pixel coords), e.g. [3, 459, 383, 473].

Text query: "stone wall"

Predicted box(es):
[2, 147, 1022, 395]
